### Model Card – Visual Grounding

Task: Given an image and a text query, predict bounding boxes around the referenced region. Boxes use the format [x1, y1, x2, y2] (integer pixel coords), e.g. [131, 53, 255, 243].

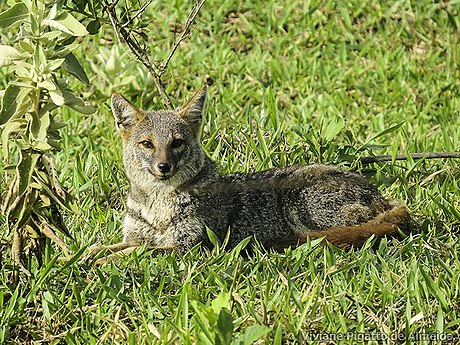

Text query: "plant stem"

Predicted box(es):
[361, 152, 460, 164]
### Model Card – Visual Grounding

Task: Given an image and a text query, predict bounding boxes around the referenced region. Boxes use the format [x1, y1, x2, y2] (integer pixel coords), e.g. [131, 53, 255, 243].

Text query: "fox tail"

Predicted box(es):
[274, 202, 412, 250]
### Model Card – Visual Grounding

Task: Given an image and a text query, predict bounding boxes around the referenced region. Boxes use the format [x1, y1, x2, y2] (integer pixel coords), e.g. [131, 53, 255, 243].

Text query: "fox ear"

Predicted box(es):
[178, 85, 207, 134]
[111, 94, 144, 129]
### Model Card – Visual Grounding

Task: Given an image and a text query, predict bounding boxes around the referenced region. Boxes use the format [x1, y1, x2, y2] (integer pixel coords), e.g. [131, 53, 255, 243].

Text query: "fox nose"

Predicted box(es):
[157, 162, 172, 174]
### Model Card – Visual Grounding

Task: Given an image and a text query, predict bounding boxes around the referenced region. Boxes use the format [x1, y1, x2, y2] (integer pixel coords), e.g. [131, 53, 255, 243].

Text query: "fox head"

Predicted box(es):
[111, 86, 208, 188]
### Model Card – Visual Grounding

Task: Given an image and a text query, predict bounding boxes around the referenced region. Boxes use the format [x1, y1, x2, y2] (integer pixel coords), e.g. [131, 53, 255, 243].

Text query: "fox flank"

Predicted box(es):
[93, 86, 412, 259]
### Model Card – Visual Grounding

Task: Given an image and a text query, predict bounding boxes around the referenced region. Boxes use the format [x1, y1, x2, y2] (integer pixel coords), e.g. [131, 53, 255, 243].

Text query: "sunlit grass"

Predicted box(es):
[1, 0, 459, 343]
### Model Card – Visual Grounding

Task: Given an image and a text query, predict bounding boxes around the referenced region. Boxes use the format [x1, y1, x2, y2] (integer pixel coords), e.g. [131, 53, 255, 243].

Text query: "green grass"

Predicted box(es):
[1, 0, 460, 343]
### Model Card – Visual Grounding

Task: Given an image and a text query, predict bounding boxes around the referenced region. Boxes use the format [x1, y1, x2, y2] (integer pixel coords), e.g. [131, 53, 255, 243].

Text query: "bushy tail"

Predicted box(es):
[274, 203, 412, 250]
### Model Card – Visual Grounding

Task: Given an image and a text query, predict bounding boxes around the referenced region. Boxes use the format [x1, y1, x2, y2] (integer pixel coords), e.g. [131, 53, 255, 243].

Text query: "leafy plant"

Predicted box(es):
[293, 116, 406, 168]
[190, 291, 271, 345]
[0, 0, 94, 282]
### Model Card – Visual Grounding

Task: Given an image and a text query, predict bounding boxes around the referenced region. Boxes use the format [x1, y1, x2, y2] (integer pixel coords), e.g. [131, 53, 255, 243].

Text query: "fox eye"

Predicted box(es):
[140, 140, 154, 149]
[171, 138, 184, 148]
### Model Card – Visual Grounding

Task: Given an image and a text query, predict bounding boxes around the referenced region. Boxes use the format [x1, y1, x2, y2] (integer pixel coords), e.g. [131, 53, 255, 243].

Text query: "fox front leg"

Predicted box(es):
[90, 241, 139, 256]
[91, 242, 178, 265]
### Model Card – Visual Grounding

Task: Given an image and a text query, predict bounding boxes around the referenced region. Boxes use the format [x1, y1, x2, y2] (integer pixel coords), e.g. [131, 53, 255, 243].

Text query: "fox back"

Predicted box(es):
[109, 87, 411, 253]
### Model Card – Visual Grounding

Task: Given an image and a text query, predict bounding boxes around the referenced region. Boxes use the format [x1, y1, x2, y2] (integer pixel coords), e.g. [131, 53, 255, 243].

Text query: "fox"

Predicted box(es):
[92, 86, 412, 260]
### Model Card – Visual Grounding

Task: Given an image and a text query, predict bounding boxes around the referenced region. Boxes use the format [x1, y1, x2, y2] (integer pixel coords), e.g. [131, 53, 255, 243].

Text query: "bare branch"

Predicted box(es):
[160, 0, 206, 76]
[104, 0, 173, 108]
[103, 0, 206, 109]
[108, 0, 120, 12]
[121, 0, 153, 28]
[360, 152, 460, 164]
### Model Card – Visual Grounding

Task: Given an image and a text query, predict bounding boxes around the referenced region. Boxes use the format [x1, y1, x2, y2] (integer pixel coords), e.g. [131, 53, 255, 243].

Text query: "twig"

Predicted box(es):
[108, 0, 120, 12]
[105, 1, 172, 107]
[121, 0, 153, 28]
[159, 0, 206, 75]
[360, 152, 460, 164]
[104, 0, 206, 109]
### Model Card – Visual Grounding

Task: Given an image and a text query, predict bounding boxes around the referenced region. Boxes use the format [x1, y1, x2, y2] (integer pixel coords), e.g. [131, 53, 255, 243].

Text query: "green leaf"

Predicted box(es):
[38, 79, 56, 91]
[37, 78, 65, 106]
[55, 245, 87, 276]
[18, 41, 34, 54]
[44, 12, 88, 36]
[47, 138, 61, 150]
[30, 110, 50, 143]
[49, 121, 67, 130]
[17, 151, 40, 196]
[31, 141, 52, 151]
[1, 119, 26, 159]
[33, 173, 72, 212]
[42, 291, 54, 320]
[0, 84, 29, 125]
[58, 82, 96, 114]
[358, 121, 405, 151]
[48, 3, 58, 20]
[211, 292, 231, 314]
[229, 237, 251, 258]
[266, 87, 279, 130]
[50, 89, 65, 106]
[33, 42, 47, 70]
[86, 19, 101, 35]
[232, 325, 271, 345]
[419, 265, 448, 311]
[216, 309, 233, 345]
[8, 81, 35, 89]
[41, 31, 62, 42]
[436, 307, 444, 333]
[105, 47, 122, 79]
[0, 84, 20, 124]
[190, 301, 215, 344]
[5, 191, 31, 230]
[4, 285, 20, 320]
[206, 227, 221, 248]
[44, 58, 65, 73]
[50, 42, 79, 59]
[63, 53, 89, 84]
[322, 116, 345, 142]
[0, 45, 26, 67]
[29, 5, 40, 36]
[273, 324, 282, 345]
[0, 3, 29, 29]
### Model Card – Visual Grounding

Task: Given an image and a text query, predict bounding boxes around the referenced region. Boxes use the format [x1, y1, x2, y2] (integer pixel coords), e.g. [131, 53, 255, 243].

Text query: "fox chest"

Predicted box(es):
[125, 191, 192, 233]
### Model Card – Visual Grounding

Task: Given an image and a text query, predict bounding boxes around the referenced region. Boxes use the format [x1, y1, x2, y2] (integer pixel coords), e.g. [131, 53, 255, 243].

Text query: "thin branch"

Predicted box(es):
[121, 0, 153, 28]
[360, 152, 460, 164]
[159, 0, 206, 76]
[106, 3, 127, 62]
[104, 0, 205, 109]
[108, 0, 120, 12]
[104, 1, 172, 107]
[103, 0, 206, 108]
